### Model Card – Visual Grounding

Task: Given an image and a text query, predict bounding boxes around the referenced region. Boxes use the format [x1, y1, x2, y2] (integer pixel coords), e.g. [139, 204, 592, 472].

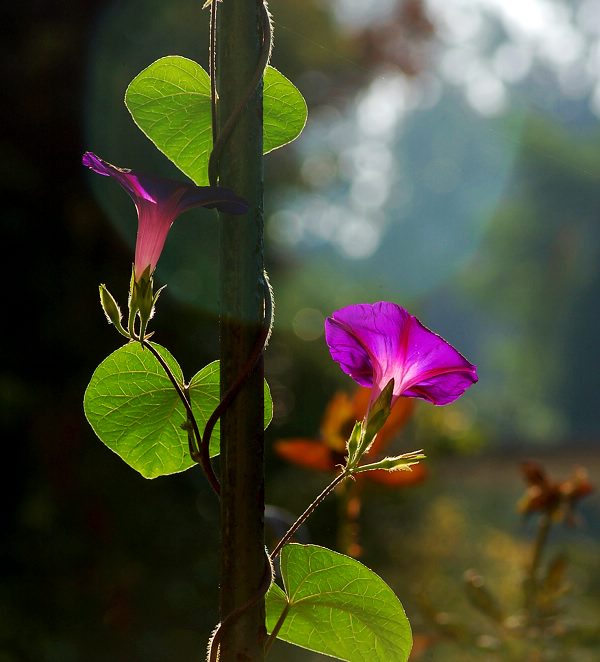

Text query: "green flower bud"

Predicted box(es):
[99, 284, 128, 338]
[345, 421, 364, 468]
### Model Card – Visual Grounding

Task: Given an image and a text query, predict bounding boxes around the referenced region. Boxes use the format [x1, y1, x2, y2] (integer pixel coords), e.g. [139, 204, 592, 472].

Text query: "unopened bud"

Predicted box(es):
[99, 284, 128, 337]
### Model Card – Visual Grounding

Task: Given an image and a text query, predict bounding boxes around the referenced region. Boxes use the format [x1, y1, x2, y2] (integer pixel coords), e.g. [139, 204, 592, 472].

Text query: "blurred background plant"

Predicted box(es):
[3, 0, 599, 660]
[411, 461, 596, 661]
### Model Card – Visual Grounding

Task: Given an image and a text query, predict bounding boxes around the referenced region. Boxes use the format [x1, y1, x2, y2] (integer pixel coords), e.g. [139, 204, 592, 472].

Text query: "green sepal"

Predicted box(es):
[126, 265, 136, 337]
[345, 421, 364, 467]
[99, 284, 129, 338]
[353, 450, 425, 474]
[136, 273, 154, 332]
[358, 378, 395, 459]
[128, 265, 156, 340]
[153, 284, 167, 308]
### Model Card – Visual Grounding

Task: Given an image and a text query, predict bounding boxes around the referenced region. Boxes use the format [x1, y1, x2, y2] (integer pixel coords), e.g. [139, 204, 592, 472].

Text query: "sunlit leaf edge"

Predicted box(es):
[83, 342, 194, 479]
[124, 56, 307, 184]
[266, 543, 413, 662]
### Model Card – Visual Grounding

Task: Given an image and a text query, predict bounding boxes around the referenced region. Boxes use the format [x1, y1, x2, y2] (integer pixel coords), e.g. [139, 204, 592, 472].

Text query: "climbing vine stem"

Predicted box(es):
[270, 470, 351, 561]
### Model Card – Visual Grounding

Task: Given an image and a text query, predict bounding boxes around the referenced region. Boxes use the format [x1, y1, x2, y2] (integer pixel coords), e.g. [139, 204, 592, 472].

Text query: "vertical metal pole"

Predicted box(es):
[217, 0, 265, 659]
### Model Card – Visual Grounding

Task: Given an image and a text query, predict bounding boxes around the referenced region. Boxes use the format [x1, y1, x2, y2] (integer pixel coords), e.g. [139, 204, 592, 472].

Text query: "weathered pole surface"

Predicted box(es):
[217, 0, 265, 659]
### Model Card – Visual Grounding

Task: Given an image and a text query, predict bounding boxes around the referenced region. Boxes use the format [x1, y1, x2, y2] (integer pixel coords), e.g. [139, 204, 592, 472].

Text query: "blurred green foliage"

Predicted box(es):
[461, 119, 600, 441]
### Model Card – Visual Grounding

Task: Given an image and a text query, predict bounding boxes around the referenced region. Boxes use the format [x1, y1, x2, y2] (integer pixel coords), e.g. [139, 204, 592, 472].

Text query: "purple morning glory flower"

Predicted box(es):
[82, 152, 248, 281]
[325, 302, 478, 407]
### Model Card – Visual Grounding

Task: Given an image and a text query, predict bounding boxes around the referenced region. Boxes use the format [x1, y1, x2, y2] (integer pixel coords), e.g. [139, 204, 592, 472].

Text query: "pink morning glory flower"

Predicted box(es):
[325, 302, 478, 408]
[82, 152, 248, 281]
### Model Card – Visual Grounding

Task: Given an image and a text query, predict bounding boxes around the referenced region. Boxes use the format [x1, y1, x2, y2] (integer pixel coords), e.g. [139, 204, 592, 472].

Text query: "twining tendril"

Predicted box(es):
[202, 0, 274, 487]
[137, 271, 272, 499]
[209, 0, 218, 149]
[207, 0, 272, 188]
[207, 549, 274, 662]
[200, 272, 274, 490]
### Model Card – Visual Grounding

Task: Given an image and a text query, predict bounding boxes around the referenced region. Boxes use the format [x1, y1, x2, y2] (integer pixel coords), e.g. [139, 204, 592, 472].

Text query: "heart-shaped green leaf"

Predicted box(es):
[266, 544, 412, 661]
[84, 342, 273, 478]
[125, 56, 307, 185]
[263, 65, 308, 154]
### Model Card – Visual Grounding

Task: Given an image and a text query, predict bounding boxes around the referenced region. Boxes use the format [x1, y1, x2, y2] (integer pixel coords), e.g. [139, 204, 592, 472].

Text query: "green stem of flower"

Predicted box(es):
[523, 512, 552, 620]
[530, 512, 552, 580]
[127, 306, 137, 340]
[141, 340, 221, 496]
[269, 470, 350, 561]
[114, 321, 131, 340]
[264, 601, 291, 657]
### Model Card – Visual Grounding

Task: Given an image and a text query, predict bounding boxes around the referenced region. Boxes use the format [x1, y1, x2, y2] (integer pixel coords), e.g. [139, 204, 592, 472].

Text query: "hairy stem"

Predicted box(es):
[270, 470, 350, 561]
[209, 0, 218, 147]
[264, 602, 290, 657]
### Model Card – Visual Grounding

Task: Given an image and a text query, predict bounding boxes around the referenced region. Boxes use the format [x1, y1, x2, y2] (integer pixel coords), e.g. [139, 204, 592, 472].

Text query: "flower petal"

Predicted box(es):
[82, 152, 156, 203]
[326, 302, 477, 407]
[326, 302, 400, 388]
[83, 152, 248, 214]
[83, 152, 248, 279]
[320, 391, 356, 452]
[399, 315, 478, 405]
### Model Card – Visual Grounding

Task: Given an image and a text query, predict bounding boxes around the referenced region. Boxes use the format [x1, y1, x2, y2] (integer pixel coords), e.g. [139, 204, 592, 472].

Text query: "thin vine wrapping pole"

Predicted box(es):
[216, 0, 267, 658]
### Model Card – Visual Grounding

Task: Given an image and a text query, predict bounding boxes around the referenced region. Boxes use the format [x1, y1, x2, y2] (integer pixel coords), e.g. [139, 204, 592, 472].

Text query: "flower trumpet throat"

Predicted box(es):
[82, 151, 248, 282]
[83, 151, 248, 340]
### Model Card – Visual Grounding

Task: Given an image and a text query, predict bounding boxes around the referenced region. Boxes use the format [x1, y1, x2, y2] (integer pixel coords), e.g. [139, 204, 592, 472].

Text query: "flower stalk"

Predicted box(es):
[269, 470, 350, 562]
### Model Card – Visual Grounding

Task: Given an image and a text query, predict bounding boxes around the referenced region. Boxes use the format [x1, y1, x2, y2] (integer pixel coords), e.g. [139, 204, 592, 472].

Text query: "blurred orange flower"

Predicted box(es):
[275, 387, 427, 487]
